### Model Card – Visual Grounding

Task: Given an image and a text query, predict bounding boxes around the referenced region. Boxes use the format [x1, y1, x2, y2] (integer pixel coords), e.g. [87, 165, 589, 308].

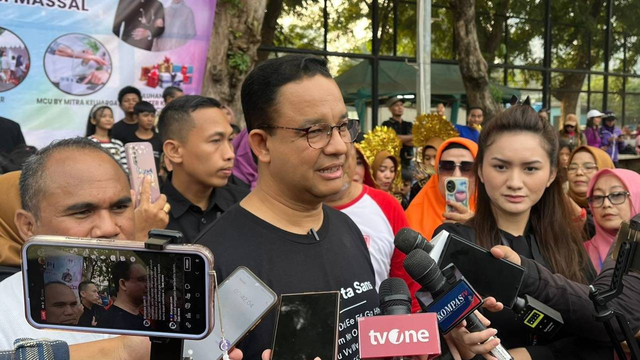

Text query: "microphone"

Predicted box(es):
[379, 277, 412, 316]
[358, 277, 441, 359]
[394, 228, 434, 255]
[404, 249, 513, 360]
[396, 228, 564, 338]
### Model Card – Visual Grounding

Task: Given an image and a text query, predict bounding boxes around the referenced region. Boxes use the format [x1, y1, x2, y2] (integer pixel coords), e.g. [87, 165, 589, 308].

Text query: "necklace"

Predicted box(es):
[214, 271, 231, 360]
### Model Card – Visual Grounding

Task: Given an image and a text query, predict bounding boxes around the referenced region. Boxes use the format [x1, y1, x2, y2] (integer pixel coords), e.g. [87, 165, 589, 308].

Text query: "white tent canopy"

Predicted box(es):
[0, 31, 26, 49]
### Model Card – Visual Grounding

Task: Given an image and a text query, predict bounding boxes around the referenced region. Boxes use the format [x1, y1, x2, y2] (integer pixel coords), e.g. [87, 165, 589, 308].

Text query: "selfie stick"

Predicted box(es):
[145, 229, 187, 360]
[589, 215, 640, 360]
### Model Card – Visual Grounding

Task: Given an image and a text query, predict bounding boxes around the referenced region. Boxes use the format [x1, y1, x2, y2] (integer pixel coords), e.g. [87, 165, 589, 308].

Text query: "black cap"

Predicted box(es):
[603, 110, 616, 120]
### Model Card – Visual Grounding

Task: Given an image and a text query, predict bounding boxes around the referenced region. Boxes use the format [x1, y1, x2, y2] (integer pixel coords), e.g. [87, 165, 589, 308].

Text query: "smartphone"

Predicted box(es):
[125, 142, 161, 206]
[271, 292, 340, 360]
[22, 236, 214, 339]
[444, 177, 469, 213]
[184, 267, 277, 360]
[438, 233, 525, 308]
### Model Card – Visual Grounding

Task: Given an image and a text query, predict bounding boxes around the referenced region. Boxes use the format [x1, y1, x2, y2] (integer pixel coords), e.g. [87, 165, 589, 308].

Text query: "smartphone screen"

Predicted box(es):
[184, 267, 277, 360]
[444, 177, 469, 213]
[271, 292, 340, 360]
[23, 240, 212, 339]
[125, 142, 160, 206]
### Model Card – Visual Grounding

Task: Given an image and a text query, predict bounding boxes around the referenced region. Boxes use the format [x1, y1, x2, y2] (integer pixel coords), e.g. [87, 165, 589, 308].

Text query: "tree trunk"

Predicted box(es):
[257, 0, 284, 62]
[201, 0, 269, 125]
[551, 72, 586, 126]
[450, 0, 501, 121]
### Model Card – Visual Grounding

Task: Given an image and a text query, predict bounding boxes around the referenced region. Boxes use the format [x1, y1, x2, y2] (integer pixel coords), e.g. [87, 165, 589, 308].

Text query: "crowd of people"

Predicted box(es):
[0, 54, 639, 360]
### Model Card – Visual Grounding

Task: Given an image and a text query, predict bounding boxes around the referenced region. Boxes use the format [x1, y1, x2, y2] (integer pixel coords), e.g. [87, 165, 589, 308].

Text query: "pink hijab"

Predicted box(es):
[585, 168, 640, 273]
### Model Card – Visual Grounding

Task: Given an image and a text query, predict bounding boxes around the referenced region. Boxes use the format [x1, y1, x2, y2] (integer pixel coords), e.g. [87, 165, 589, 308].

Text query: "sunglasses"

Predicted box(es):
[438, 160, 474, 175]
[564, 124, 575, 129]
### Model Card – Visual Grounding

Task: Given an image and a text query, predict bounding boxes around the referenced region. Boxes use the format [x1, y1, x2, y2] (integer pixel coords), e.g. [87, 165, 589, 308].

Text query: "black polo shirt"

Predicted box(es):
[161, 176, 249, 243]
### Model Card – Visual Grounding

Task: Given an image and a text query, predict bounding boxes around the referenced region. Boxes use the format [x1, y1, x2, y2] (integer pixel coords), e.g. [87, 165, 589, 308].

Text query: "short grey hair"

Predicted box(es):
[19, 137, 127, 219]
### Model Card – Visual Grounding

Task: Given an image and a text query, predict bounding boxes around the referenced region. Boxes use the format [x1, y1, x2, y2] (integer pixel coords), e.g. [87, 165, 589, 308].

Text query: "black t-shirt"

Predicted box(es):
[99, 304, 146, 330]
[77, 304, 105, 327]
[111, 120, 139, 144]
[0, 117, 26, 154]
[381, 118, 413, 164]
[195, 204, 380, 360]
[161, 176, 249, 243]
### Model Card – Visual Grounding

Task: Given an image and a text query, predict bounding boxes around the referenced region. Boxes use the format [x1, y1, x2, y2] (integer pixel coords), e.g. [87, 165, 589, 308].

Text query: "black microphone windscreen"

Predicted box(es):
[403, 249, 446, 293]
[379, 277, 411, 315]
[395, 227, 434, 255]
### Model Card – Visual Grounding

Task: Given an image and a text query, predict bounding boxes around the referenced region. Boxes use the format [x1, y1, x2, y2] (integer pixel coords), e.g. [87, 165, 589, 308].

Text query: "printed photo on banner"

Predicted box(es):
[0, 27, 30, 92]
[43, 33, 112, 96]
[112, 0, 196, 52]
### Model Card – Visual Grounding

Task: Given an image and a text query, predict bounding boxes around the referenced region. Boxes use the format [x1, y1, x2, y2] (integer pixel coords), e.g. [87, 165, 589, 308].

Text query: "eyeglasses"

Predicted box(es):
[438, 160, 474, 175]
[588, 191, 630, 208]
[261, 119, 360, 149]
[567, 162, 598, 174]
[564, 124, 575, 129]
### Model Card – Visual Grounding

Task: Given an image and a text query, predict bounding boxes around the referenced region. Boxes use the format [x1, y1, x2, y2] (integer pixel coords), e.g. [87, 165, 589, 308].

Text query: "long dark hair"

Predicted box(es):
[85, 105, 113, 137]
[469, 105, 589, 283]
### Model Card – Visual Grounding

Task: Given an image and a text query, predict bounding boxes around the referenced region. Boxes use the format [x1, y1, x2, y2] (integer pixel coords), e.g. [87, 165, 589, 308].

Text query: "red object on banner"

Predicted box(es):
[147, 65, 159, 88]
[358, 313, 441, 359]
[40, 310, 46, 321]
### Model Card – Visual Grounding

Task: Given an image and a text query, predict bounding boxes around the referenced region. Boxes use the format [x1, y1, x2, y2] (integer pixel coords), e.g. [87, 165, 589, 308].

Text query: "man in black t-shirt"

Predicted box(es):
[158, 95, 248, 243]
[382, 97, 414, 167]
[100, 261, 147, 330]
[111, 86, 142, 144]
[77, 281, 105, 327]
[196, 55, 379, 360]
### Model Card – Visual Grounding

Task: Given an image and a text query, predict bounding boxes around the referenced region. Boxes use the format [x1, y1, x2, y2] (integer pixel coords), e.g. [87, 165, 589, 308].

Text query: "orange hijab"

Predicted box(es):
[566, 145, 615, 208]
[405, 138, 478, 239]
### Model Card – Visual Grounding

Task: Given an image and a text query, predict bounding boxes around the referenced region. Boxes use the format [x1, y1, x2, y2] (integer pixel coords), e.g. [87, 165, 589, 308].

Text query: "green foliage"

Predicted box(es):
[228, 51, 251, 72]
[268, 0, 640, 112]
[84, 40, 100, 54]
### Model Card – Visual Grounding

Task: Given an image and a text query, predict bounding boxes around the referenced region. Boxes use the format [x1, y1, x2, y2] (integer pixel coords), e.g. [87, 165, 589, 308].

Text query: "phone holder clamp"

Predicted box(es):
[145, 229, 184, 250]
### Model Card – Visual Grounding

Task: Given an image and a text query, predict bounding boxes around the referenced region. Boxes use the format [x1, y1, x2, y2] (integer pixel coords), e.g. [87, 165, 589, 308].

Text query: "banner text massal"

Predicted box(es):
[0, 0, 217, 148]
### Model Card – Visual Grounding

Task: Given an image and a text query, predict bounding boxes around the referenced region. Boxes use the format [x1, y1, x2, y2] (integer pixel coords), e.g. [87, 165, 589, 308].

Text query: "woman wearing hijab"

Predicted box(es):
[585, 168, 640, 274]
[389, 137, 478, 312]
[0, 171, 24, 281]
[566, 146, 615, 238]
[559, 114, 586, 150]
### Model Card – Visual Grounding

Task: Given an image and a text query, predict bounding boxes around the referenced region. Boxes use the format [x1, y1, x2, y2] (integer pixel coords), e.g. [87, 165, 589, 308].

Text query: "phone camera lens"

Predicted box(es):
[446, 180, 456, 193]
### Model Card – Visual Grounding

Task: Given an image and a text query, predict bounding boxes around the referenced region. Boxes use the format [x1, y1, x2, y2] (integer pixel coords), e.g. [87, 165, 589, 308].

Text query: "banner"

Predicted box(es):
[0, 0, 217, 148]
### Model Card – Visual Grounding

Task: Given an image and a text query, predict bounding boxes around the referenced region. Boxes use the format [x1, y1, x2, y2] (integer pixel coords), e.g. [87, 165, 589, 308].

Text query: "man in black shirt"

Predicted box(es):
[0, 116, 26, 154]
[196, 55, 379, 360]
[77, 281, 105, 327]
[382, 97, 414, 167]
[158, 95, 248, 243]
[100, 261, 147, 330]
[112, 86, 142, 144]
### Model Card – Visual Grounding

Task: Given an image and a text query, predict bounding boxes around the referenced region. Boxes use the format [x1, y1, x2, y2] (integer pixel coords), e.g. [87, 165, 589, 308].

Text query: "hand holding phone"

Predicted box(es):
[126, 142, 161, 207]
[132, 175, 169, 241]
[22, 236, 214, 339]
[444, 177, 469, 214]
[184, 267, 277, 360]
